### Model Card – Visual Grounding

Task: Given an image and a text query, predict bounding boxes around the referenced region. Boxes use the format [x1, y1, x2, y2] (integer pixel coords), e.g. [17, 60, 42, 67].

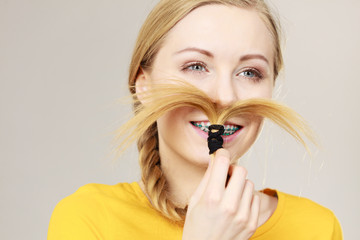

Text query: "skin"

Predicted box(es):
[136, 5, 278, 240]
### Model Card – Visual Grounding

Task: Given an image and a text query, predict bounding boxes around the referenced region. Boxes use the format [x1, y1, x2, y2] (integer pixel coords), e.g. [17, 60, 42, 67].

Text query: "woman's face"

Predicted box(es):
[138, 5, 275, 166]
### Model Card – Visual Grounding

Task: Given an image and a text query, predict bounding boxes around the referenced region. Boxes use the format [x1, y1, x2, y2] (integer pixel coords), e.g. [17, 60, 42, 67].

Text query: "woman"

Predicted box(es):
[48, 0, 342, 239]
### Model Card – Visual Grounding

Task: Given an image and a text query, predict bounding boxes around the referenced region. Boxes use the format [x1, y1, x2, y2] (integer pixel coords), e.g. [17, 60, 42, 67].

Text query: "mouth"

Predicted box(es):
[190, 121, 243, 136]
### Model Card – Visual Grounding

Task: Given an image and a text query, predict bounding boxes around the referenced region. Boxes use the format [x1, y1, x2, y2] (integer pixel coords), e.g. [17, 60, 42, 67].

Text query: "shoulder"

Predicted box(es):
[48, 182, 146, 239]
[71, 182, 141, 200]
[277, 190, 342, 239]
[280, 191, 336, 221]
[53, 182, 142, 211]
[52, 181, 145, 213]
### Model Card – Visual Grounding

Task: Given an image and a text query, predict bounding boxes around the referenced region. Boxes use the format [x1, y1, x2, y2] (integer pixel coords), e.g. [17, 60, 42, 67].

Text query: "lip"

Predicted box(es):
[190, 121, 243, 143]
[190, 122, 209, 139]
[222, 128, 242, 143]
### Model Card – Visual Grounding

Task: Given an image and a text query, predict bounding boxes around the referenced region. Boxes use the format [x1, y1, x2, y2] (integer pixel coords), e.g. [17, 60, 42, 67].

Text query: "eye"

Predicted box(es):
[182, 62, 208, 73]
[240, 70, 256, 78]
[238, 68, 263, 82]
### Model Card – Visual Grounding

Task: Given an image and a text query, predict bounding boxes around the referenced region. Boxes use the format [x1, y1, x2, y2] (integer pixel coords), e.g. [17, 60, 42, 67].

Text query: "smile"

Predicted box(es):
[190, 121, 242, 136]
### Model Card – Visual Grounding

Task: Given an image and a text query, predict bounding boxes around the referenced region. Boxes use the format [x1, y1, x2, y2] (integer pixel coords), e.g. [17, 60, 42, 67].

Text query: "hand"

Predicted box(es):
[182, 149, 260, 240]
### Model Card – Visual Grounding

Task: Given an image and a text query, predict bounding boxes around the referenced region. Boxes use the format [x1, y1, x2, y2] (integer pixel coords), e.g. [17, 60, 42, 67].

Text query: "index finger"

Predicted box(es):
[203, 148, 231, 199]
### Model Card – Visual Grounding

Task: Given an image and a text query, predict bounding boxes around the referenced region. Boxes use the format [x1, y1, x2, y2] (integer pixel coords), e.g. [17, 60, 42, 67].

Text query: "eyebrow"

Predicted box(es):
[174, 47, 214, 58]
[175, 47, 269, 65]
[240, 54, 269, 65]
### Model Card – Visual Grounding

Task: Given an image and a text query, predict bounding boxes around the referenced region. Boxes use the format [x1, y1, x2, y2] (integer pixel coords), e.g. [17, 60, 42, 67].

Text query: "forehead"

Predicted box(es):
[162, 4, 274, 64]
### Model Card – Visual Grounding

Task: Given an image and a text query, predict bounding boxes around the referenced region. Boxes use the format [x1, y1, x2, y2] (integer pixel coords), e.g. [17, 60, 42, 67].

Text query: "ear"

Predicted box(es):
[135, 68, 151, 104]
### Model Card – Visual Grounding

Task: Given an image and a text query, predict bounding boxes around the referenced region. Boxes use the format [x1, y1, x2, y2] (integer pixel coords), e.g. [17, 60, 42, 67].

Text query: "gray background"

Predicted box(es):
[1, 0, 359, 239]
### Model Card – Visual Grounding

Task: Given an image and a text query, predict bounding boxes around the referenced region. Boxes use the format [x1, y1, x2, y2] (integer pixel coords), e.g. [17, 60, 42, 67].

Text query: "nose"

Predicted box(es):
[208, 74, 237, 107]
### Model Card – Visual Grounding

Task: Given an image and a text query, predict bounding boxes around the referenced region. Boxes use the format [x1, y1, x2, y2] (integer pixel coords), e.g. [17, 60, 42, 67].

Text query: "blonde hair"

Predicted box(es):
[121, 0, 289, 222]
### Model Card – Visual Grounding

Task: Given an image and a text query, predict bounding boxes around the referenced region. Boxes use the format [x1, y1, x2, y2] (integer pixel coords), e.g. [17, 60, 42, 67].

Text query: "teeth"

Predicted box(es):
[191, 122, 241, 136]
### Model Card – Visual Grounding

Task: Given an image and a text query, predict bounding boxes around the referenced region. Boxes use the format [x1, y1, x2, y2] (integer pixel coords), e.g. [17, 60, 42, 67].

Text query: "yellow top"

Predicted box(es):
[48, 182, 343, 240]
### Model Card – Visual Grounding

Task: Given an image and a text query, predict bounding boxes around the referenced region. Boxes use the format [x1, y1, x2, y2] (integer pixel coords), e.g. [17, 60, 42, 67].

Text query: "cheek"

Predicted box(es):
[258, 80, 274, 99]
[156, 107, 191, 138]
[156, 113, 179, 154]
[248, 117, 264, 142]
[264, 87, 273, 99]
[230, 117, 263, 161]
[157, 112, 175, 140]
[234, 79, 274, 100]
[267, 81, 274, 98]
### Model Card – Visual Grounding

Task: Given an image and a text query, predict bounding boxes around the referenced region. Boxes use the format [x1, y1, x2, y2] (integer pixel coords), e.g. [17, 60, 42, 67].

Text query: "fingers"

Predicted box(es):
[248, 194, 260, 231]
[186, 147, 261, 239]
[221, 165, 247, 210]
[236, 180, 254, 222]
[232, 192, 260, 240]
[203, 149, 231, 202]
[222, 163, 260, 235]
[189, 149, 230, 209]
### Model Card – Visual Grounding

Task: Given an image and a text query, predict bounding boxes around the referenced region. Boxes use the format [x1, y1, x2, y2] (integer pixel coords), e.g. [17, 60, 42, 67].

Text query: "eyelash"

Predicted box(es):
[181, 62, 264, 82]
[181, 61, 208, 74]
[237, 68, 264, 82]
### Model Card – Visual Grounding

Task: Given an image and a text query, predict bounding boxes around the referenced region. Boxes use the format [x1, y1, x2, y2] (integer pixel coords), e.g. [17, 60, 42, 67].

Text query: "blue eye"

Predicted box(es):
[238, 68, 263, 82]
[240, 70, 256, 78]
[188, 64, 206, 71]
[182, 62, 208, 73]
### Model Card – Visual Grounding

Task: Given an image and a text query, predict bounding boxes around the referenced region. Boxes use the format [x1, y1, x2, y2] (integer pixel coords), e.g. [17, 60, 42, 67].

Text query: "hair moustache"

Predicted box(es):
[114, 80, 316, 156]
